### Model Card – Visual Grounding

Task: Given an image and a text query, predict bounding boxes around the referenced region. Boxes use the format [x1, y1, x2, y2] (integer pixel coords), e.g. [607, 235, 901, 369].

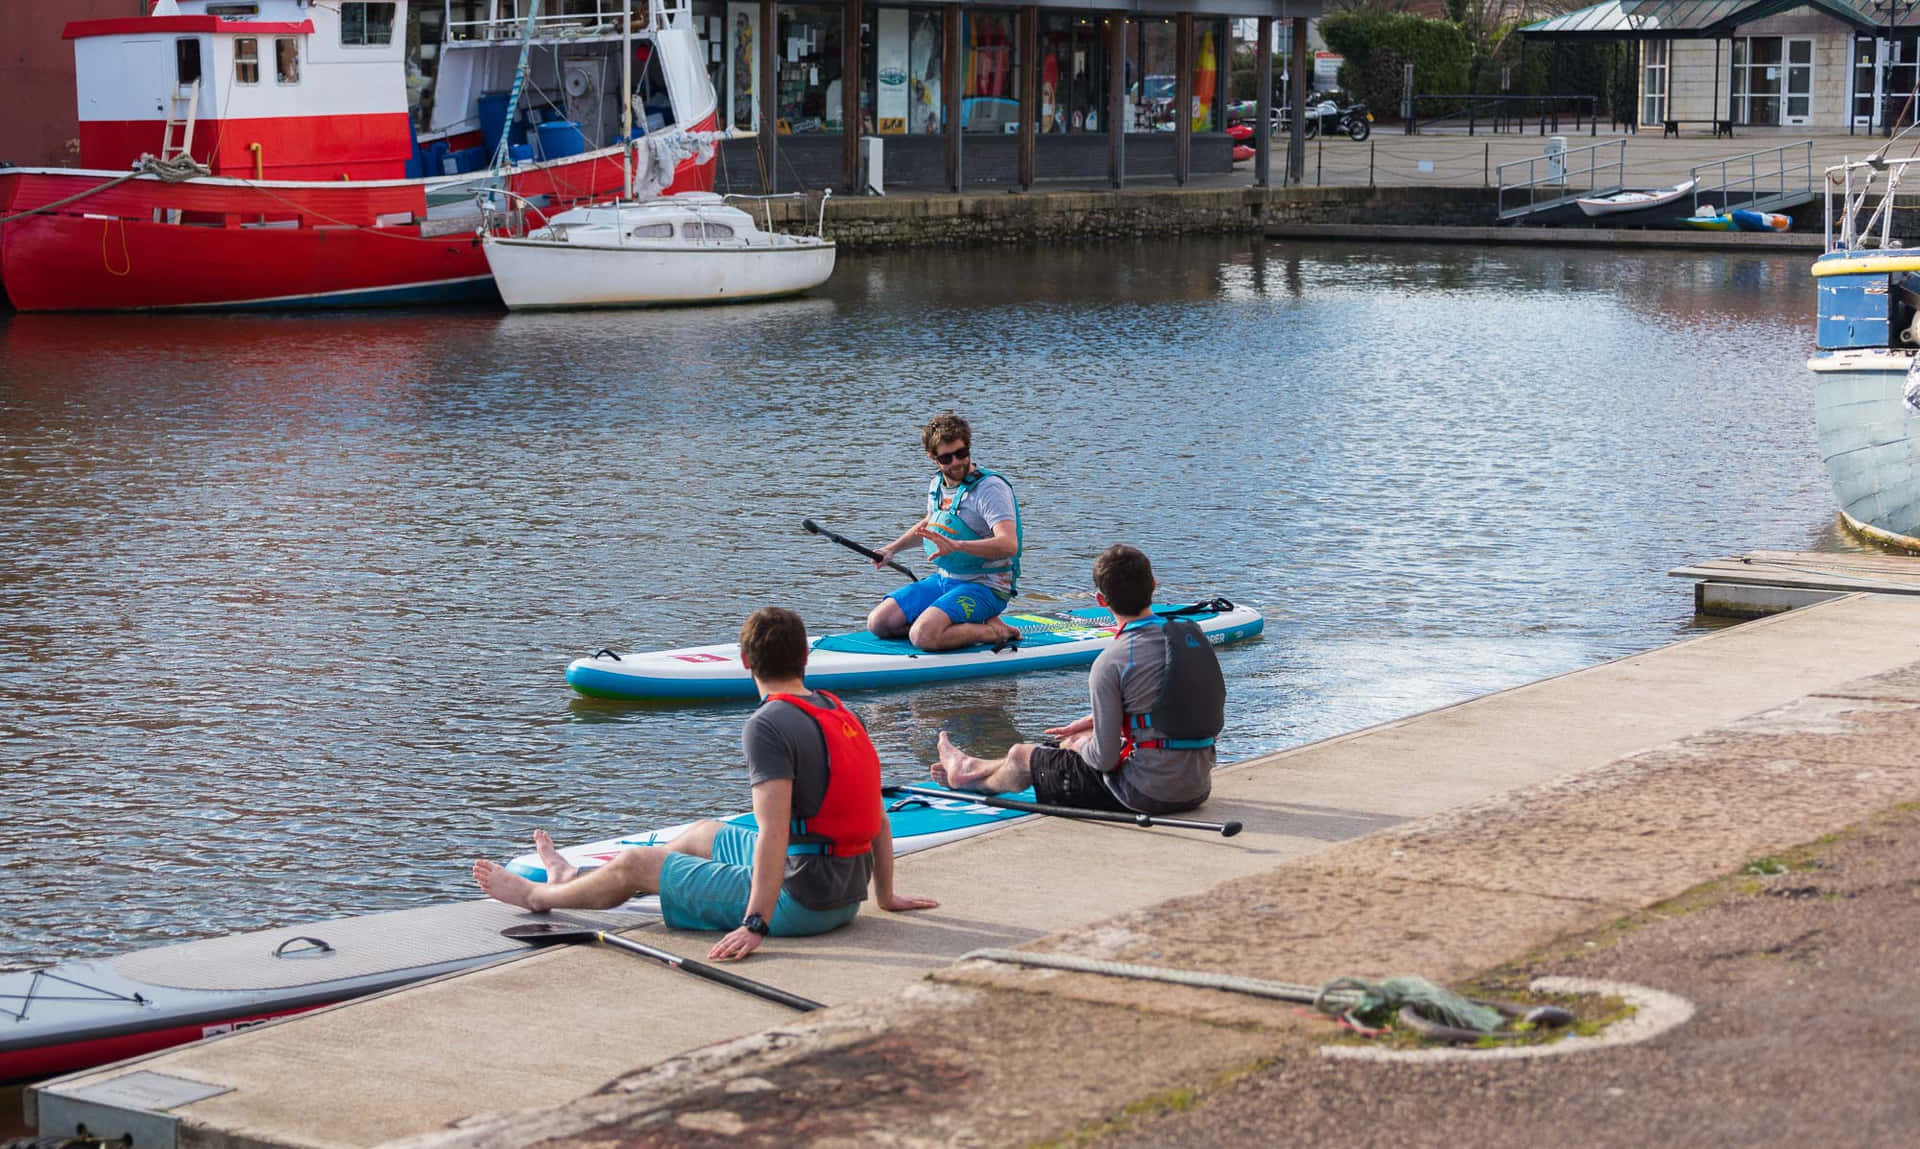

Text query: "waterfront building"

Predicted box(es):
[1524, 0, 1920, 135]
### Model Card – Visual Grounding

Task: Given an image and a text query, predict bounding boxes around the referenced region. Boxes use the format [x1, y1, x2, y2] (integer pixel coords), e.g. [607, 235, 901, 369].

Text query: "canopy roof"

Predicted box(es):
[1521, 0, 1918, 40]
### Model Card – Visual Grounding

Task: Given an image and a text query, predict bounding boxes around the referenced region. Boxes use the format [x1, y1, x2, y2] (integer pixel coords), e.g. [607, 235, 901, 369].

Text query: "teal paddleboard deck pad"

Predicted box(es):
[566, 598, 1264, 701]
[506, 786, 1038, 890]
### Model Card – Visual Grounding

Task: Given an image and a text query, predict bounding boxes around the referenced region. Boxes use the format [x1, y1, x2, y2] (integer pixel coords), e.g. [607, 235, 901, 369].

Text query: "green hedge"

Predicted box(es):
[1319, 13, 1472, 115]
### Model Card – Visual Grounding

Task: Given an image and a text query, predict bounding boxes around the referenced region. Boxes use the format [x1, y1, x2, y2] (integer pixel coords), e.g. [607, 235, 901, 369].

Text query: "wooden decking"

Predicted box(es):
[1671, 549, 1920, 618]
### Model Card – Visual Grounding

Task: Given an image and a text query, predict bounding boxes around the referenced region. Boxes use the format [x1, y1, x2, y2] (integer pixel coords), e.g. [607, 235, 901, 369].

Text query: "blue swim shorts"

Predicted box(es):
[656, 823, 861, 936]
[888, 574, 1009, 628]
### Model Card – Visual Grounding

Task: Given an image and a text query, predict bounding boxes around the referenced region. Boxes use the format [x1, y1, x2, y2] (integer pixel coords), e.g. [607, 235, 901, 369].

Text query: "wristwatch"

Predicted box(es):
[741, 912, 771, 937]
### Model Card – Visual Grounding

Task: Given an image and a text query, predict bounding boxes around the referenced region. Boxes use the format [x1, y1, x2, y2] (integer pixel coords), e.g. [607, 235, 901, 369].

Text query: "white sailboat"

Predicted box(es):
[479, 0, 834, 310]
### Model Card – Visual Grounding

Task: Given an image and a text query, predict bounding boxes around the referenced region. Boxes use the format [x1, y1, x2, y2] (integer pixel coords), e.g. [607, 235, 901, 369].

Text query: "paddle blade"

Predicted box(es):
[802, 519, 822, 534]
[501, 922, 599, 945]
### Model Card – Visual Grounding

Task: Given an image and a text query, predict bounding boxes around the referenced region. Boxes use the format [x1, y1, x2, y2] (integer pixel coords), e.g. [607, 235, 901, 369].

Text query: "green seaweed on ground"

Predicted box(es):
[1032, 1054, 1276, 1148]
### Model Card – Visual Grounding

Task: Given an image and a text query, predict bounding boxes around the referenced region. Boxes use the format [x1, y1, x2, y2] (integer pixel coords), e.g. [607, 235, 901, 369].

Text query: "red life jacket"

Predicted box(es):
[767, 690, 884, 858]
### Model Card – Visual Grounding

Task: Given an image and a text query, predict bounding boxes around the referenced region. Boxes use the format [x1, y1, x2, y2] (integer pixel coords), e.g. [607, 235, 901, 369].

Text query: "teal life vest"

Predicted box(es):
[1118, 616, 1225, 754]
[923, 467, 1021, 597]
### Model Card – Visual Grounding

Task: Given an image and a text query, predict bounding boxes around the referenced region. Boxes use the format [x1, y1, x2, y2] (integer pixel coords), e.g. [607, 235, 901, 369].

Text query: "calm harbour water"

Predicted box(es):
[0, 237, 1842, 970]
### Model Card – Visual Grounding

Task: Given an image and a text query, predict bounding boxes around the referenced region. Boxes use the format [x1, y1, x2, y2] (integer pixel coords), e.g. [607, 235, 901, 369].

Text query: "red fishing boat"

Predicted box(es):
[0, 0, 718, 311]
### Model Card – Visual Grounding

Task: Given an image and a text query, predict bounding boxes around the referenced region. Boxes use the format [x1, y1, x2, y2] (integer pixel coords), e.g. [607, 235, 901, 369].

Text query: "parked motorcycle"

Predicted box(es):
[1281, 93, 1373, 141]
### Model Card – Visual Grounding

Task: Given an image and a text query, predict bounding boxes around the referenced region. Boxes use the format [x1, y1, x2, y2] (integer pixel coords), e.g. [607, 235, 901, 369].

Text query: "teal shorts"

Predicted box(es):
[657, 822, 861, 936]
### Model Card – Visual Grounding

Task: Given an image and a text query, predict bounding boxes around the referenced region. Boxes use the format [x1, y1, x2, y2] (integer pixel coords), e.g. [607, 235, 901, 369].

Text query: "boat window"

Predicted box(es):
[176, 38, 203, 87]
[234, 38, 259, 85]
[341, 3, 398, 47]
[207, 4, 261, 16]
[629, 223, 675, 238]
[702, 222, 735, 239]
[275, 38, 300, 84]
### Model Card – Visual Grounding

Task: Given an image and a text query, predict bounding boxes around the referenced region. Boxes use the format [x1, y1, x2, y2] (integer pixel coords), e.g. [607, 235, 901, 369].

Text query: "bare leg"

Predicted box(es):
[533, 829, 576, 885]
[931, 731, 1035, 793]
[908, 608, 1021, 652]
[474, 845, 669, 912]
[867, 598, 910, 638]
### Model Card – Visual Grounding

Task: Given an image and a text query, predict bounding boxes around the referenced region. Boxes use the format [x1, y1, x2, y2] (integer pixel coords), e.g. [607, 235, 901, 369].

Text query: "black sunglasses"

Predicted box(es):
[932, 445, 971, 465]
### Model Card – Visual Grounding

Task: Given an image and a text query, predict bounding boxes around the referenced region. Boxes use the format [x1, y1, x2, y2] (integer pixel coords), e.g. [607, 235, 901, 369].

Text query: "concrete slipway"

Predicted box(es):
[27, 591, 1920, 1147]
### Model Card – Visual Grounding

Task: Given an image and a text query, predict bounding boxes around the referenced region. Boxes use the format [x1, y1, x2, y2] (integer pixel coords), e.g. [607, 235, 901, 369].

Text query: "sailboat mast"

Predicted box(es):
[622, 2, 634, 201]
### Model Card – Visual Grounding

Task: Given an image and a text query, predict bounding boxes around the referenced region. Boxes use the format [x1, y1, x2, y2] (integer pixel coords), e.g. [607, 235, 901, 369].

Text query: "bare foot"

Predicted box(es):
[474, 858, 549, 912]
[932, 731, 993, 790]
[533, 829, 577, 884]
[986, 618, 1021, 644]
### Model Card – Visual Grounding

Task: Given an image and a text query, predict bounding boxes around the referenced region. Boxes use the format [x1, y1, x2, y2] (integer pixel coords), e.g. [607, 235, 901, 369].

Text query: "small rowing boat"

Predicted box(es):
[1575, 179, 1695, 218]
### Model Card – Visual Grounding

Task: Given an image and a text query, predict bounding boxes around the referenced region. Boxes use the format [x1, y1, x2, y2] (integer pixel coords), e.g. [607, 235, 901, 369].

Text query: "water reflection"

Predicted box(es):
[0, 236, 1837, 969]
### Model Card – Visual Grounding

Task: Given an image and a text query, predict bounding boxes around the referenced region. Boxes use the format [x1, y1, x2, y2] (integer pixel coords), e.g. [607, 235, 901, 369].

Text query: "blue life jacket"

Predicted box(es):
[1118, 615, 1225, 753]
[922, 467, 1021, 597]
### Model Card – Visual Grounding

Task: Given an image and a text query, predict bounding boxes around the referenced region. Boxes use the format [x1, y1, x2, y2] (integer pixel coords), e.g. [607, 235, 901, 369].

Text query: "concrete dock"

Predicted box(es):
[25, 589, 1920, 1147]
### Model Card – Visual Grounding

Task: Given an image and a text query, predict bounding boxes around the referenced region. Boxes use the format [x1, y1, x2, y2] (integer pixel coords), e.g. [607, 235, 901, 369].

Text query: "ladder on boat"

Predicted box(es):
[161, 78, 202, 162]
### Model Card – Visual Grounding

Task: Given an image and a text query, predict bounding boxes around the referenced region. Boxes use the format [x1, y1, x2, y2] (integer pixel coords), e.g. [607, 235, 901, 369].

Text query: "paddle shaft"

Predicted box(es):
[595, 932, 825, 1011]
[803, 519, 916, 582]
[884, 784, 1243, 838]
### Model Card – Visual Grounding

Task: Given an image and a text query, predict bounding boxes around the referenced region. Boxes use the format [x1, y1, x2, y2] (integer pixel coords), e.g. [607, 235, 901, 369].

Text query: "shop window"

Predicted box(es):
[777, 6, 844, 133]
[1130, 19, 1176, 132]
[962, 10, 1018, 133]
[234, 38, 259, 85]
[342, 3, 397, 47]
[1188, 20, 1224, 132]
[276, 37, 300, 84]
[870, 7, 945, 135]
[1037, 14, 1109, 133]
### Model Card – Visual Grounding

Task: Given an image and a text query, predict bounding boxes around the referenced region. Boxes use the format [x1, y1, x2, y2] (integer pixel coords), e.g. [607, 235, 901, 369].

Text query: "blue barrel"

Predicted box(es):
[536, 120, 587, 160]
[508, 143, 534, 164]
[478, 91, 512, 157]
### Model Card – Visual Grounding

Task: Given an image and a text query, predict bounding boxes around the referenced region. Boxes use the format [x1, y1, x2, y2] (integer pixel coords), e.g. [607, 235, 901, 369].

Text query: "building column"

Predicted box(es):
[759, 0, 777, 193]
[944, 4, 963, 191]
[841, 0, 861, 190]
[1018, 5, 1037, 189]
[1254, 16, 1271, 187]
[1175, 13, 1192, 185]
[1287, 16, 1307, 184]
[1107, 13, 1126, 188]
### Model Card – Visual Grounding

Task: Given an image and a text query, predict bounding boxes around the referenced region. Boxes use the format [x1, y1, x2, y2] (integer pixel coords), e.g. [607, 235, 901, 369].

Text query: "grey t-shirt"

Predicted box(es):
[741, 692, 875, 911]
[1078, 622, 1216, 813]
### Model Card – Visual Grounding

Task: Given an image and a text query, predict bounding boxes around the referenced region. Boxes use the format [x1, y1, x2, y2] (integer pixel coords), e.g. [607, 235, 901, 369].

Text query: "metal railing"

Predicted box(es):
[1495, 138, 1624, 220]
[1688, 140, 1814, 214]
[446, 0, 689, 42]
[1408, 94, 1600, 138]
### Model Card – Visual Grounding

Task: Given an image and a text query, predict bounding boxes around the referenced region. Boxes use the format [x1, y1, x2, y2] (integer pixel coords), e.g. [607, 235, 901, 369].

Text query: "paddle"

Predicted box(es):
[803, 518, 917, 582]
[883, 784, 1243, 838]
[500, 922, 824, 1012]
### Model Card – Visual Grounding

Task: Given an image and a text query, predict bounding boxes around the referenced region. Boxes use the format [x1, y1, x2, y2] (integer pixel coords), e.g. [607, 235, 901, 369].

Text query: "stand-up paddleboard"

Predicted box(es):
[506, 785, 1037, 895]
[567, 598, 1264, 701]
[0, 901, 651, 1085]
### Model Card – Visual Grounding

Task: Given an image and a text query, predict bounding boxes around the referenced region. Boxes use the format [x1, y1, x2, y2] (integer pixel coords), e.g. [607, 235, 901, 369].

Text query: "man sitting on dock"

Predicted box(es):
[474, 607, 938, 961]
[866, 412, 1024, 652]
[932, 545, 1225, 815]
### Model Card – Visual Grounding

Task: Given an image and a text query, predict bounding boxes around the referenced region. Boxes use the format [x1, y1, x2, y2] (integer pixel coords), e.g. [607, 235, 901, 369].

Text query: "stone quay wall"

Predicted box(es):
[759, 186, 1504, 249]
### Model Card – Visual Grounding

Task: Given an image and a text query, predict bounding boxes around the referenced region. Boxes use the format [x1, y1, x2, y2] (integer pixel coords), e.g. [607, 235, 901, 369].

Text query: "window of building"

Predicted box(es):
[776, 6, 844, 132]
[234, 38, 259, 84]
[276, 37, 300, 84]
[342, 3, 398, 47]
[1130, 18, 1176, 132]
[176, 38, 203, 87]
[1641, 39, 1667, 126]
[1191, 19, 1226, 132]
[1852, 35, 1877, 126]
[962, 10, 1018, 133]
[1731, 36, 1783, 125]
[1037, 13, 1109, 133]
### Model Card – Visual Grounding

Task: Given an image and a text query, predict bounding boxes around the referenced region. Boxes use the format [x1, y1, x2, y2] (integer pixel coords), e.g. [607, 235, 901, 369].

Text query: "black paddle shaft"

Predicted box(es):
[501, 924, 825, 1011]
[802, 519, 917, 582]
[884, 785, 1243, 838]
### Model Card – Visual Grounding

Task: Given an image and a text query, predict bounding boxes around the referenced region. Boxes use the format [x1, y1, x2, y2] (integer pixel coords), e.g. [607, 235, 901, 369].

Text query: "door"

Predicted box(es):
[1784, 36, 1814, 126]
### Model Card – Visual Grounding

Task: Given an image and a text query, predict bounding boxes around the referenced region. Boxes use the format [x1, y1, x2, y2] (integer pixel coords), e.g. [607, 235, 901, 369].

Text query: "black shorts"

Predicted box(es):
[1027, 746, 1132, 814]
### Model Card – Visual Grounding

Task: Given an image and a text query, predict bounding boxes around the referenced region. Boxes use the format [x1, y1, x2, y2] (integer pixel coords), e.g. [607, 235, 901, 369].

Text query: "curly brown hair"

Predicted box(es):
[922, 413, 972, 456]
[739, 607, 809, 681]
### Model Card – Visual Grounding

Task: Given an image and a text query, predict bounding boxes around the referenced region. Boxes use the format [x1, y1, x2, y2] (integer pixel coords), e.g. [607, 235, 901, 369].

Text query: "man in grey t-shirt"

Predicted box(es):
[475, 608, 938, 962]
[930, 546, 1222, 816]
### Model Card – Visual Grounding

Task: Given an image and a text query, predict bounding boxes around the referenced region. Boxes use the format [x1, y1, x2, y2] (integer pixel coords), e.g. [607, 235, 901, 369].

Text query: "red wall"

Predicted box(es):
[0, 1, 149, 167]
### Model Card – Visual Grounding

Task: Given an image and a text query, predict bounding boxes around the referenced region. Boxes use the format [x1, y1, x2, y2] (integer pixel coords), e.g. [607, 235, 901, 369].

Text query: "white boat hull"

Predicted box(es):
[1575, 179, 1695, 218]
[484, 237, 836, 310]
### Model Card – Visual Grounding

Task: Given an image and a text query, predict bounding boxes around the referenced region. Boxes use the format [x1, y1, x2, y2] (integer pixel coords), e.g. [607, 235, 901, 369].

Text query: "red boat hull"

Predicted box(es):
[0, 119, 717, 311]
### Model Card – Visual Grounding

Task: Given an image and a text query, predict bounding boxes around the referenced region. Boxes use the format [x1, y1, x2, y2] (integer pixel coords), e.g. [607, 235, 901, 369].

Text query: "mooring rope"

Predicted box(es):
[0, 153, 210, 226]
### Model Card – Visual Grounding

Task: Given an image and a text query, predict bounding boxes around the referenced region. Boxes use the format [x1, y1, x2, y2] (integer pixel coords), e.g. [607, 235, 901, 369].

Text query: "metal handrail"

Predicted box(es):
[1689, 140, 1814, 214]
[446, 0, 688, 42]
[1495, 138, 1625, 219]
[1409, 93, 1599, 138]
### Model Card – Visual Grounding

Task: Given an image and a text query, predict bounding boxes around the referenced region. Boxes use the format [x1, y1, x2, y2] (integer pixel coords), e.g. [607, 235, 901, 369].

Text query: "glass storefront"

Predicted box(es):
[1037, 14, 1110, 132]
[775, 5, 843, 132]
[868, 6, 945, 135]
[1130, 18, 1176, 132]
[962, 10, 1019, 132]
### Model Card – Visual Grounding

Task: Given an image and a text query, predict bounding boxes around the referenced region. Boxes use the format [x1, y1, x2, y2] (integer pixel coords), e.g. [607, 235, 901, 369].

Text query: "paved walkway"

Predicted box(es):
[25, 590, 1920, 1147]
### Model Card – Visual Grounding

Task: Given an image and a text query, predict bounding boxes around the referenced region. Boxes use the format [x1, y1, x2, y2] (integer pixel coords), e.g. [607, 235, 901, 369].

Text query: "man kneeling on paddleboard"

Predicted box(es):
[932, 545, 1226, 816]
[475, 607, 938, 961]
[866, 412, 1024, 652]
